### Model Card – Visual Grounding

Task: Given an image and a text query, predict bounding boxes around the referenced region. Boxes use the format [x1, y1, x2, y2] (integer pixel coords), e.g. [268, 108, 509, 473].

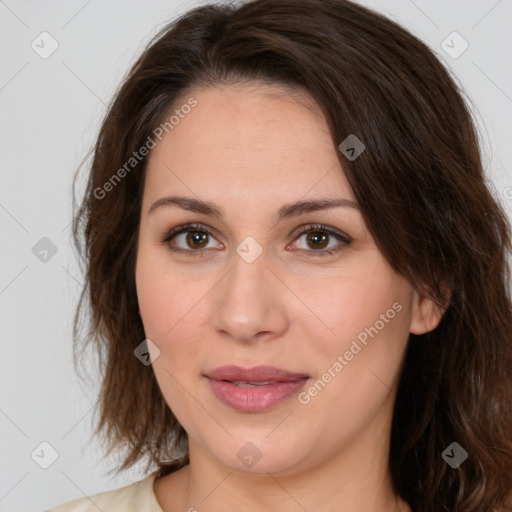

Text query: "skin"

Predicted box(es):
[135, 82, 445, 512]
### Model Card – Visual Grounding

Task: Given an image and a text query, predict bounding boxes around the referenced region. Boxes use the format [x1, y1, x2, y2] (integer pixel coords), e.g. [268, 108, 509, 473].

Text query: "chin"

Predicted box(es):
[205, 431, 310, 476]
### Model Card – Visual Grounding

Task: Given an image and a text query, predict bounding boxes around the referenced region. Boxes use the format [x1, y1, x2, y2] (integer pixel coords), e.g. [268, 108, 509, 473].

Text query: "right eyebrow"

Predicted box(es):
[148, 195, 360, 222]
[148, 196, 223, 218]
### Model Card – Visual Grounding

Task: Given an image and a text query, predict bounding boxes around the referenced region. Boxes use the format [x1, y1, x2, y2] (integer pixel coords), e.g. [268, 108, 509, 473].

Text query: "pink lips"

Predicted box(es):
[204, 365, 309, 412]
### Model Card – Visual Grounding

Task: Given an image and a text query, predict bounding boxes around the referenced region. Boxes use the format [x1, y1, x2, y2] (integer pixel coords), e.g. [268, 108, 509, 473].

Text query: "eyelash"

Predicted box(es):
[161, 223, 351, 258]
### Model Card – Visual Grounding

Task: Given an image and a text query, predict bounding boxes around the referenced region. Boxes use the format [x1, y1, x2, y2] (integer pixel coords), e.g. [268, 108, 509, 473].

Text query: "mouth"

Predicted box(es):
[203, 365, 310, 412]
[226, 381, 287, 387]
[204, 364, 309, 382]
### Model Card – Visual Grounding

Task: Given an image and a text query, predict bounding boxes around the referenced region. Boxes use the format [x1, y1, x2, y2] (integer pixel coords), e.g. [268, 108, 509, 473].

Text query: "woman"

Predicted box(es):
[47, 0, 512, 510]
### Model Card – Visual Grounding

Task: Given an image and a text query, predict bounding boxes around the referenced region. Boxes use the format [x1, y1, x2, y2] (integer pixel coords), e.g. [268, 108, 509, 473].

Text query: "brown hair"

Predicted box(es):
[72, 0, 512, 510]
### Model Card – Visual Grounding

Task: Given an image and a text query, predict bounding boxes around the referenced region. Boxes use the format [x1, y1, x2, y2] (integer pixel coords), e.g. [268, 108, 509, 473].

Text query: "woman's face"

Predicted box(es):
[135, 82, 443, 475]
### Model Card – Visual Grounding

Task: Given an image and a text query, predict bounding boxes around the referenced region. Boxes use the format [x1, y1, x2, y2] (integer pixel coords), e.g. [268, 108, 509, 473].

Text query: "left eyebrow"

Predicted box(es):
[147, 195, 360, 221]
[276, 197, 360, 221]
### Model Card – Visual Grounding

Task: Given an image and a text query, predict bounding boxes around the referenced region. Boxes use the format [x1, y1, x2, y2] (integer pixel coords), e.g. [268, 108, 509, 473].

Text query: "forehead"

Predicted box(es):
[144, 82, 355, 206]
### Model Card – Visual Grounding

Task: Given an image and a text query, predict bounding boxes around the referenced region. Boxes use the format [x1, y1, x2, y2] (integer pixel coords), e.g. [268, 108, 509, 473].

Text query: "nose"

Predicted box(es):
[210, 248, 289, 344]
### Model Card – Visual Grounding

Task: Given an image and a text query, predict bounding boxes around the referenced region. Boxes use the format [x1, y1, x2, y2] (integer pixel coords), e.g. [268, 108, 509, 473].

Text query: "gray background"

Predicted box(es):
[1, 1, 511, 511]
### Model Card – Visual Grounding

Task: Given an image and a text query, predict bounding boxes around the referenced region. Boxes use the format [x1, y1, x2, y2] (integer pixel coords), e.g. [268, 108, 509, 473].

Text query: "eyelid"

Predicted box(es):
[288, 223, 351, 243]
[161, 222, 351, 255]
[162, 222, 223, 244]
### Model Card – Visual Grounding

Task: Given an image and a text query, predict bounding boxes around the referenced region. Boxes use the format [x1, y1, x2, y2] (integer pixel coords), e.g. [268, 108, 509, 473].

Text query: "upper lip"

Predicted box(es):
[204, 365, 309, 382]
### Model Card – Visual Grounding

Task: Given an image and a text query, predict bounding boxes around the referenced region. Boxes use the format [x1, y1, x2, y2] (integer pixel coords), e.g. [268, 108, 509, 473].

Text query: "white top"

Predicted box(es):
[45, 471, 163, 512]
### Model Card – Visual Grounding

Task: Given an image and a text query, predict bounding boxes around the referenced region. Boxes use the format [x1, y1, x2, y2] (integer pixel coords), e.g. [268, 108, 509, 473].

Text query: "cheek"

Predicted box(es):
[136, 259, 172, 339]
[136, 242, 189, 335]
[135, 248, 205, 424]
[291, 254, 409, 348]
[135, 244, 209, 368]
[296, 260, 412, 399]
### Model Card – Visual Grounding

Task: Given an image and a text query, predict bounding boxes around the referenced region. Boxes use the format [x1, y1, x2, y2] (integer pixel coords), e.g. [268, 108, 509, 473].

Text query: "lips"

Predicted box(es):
[204, 365, 309, 412]
[204, 365, 309, 383]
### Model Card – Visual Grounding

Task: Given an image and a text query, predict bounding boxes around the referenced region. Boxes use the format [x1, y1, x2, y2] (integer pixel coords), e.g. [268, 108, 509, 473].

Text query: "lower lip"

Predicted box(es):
[206, 377, 308, 412]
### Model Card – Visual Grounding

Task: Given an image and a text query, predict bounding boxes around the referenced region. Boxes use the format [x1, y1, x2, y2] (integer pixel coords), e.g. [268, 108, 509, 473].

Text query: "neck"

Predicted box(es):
[167, 415, 410, 511]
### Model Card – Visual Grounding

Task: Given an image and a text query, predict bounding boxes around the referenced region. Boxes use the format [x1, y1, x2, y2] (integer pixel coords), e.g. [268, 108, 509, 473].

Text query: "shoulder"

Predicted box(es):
[45, 471, 162, 512]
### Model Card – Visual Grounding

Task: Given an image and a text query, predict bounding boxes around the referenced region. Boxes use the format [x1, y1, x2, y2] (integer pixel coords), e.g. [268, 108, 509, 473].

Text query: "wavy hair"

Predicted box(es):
[72, 1, 512, 510]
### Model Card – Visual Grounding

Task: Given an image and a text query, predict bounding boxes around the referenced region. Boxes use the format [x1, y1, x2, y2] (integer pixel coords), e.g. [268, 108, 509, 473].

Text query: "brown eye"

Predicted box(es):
[185, 231, 209, 249]
[162, 223, 223, 257]
[305, 231, 329, 250]
[290, 224, 351, 256]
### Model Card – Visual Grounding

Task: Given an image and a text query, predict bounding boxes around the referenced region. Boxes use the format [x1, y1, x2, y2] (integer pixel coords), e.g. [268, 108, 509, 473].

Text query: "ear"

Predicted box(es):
[409, 286, 450, 335]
